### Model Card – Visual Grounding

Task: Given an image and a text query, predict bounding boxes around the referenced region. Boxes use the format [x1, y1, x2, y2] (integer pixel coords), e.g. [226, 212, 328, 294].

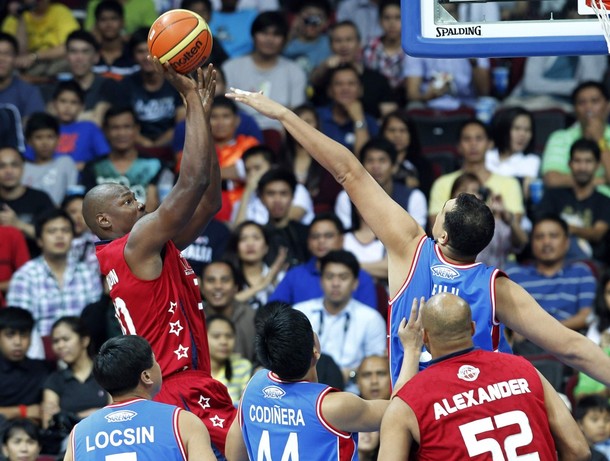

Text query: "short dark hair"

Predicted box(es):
[2, 418, 41, 445]
[309, 212, 345, 236]
[569, 138, 601, 162]
[251, 11, 288, 40]
[572, 80, 609, 104]
[329, 20, 360, 42]
[0, 307, 34, 333]
[25, 112, 59, 139]
[360, 137, 398, 165]
[257, 167, 297, 196]
[212, 95, 238, 115]
[450, 172, 481, 199]
[66, 29, 100, 52]
[103, 106, 138, 128]
[378, 0, 400, 16]
[292, 0, 331, 16]
[34, 209, 75, 240]
[0, 32, 18, 55]
[574, 394, 610, 422]
[491, 107, 535, 154]
[458, 119, 490, 142]
[93, 335, 153, 396]
[202, 260, 240, 286]
[532, 213, 569, 236]
[181, 0, 212, 11]
[255, 304, 314, 380]
[128, 27, 150, 56]
[320, 250, 359, 279]
[60, 193, 85, 211]
[327, 63, 360, 86]
[94, 0, 124, 20]
[444, 193, 495, 258]
[243, 145, 275, 165]
[52, 80, 85, 104]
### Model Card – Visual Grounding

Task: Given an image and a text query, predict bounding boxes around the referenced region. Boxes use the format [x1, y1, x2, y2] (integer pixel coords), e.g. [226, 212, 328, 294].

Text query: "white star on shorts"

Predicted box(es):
[168, 301, 177, 314]
[198, 395, 210, 410]
[210, 414, 225, 428]
[174, 344, 189, 360]
[169, 320, 183, 336]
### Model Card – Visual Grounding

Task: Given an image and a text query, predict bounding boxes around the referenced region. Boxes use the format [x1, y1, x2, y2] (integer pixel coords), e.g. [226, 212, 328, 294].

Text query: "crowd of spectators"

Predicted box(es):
[2, 0, 610, 458]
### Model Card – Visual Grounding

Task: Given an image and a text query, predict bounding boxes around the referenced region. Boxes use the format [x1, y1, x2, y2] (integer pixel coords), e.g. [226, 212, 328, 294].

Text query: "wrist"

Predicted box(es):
[354, 119, 367, 130]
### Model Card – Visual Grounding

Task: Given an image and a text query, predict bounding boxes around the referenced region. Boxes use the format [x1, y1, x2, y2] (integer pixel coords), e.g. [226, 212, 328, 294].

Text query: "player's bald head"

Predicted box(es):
[82, 183, 127, 236]
[421, 293, 473, 345]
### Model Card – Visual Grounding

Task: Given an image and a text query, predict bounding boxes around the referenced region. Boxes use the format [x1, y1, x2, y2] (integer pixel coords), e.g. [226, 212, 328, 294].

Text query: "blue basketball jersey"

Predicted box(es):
[388, 237, 511, 386]
[72, 398, 186, 461]
[239, 370, 357, 461]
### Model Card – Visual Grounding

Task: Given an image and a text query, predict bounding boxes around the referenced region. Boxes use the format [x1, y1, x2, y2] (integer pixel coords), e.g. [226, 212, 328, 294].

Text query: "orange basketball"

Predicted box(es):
[148, 9, 213, 75]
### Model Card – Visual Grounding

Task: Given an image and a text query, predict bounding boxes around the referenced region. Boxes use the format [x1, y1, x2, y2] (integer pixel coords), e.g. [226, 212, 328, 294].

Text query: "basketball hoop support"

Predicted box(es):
[588, 0, 610, 52]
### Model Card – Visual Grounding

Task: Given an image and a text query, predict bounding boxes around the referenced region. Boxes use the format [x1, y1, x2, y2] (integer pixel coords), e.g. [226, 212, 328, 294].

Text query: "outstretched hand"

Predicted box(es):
[398, 297, 425, 352]
[148, 56, 198, 100]
[197, 64, 216, 118]
[225, 88, 289, 120]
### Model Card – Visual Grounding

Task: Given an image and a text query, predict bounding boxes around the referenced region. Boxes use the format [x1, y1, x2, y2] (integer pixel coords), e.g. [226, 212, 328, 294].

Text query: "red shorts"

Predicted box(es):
[154, 369, 236, 455]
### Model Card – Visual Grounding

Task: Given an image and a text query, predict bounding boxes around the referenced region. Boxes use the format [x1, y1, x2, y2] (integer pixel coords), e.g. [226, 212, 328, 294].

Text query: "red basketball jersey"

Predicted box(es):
[396, 349, 556, 461]
[96, 235, 211, 377]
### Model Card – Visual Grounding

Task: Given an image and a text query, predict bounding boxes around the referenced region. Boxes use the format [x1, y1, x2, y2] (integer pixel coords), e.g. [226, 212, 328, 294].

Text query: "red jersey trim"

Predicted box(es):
[267, 371, 308, 384]
[316, 388, 352, 439]
[434, 244, 482, 269]
[173, 408, 187, 461]
[106, 398, 147, 408]
[337, 432, 357, 461]
[389, 235, 427, 305]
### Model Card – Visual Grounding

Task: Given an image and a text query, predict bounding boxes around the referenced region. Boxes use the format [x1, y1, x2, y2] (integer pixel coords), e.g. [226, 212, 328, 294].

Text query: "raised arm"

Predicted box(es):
[126, 64, 217, 275]
[225, 90, 425, 295]
[538, 371, 590, 461]
[496, 276, 610, 386]
[172, 65, 222, 250]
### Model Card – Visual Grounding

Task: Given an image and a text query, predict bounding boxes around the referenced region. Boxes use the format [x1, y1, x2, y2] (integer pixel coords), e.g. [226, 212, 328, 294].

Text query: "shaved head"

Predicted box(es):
[421, 293, 474, 355]
[83, 183, 131, 238]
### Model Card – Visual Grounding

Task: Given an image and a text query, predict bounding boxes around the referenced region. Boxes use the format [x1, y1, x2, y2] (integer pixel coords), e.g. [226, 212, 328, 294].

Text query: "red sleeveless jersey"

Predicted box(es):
[96, 235, 211, 377]
[396, 349, 556, 461]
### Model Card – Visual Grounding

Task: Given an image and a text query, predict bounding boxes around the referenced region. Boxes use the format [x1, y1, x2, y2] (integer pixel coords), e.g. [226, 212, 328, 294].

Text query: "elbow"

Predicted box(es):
[574, 443, 592, 461]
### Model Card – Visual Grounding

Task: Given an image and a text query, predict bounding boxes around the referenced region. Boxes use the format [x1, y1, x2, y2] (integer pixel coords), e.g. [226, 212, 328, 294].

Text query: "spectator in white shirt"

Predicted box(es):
[293, 250, 386, 393]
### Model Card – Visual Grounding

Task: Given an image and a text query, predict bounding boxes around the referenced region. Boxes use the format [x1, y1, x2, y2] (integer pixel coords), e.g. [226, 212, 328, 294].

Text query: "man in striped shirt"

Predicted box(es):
[506, 214, 596, 389]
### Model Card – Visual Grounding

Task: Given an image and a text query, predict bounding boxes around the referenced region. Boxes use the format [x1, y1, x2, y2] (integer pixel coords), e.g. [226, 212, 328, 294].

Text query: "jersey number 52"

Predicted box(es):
[459, 410, 540, 460]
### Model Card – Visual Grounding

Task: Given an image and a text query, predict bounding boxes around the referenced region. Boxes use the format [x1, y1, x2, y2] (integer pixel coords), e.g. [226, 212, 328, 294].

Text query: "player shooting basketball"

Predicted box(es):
[83, 62, 236, 458]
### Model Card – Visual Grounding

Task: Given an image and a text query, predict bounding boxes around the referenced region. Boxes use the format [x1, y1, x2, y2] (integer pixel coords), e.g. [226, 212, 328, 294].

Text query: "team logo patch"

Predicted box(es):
[262, 386, 286, 399]
[431, 265, 460, 280]
[457, 365, 480, 382]
[105, 410, 137, 423]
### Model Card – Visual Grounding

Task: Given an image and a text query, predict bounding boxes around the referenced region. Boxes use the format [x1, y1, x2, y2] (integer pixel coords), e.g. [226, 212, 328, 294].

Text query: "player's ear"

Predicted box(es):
[141, 369, 152, 385]
[97, 212, 111, 230]
[470, 321, 476, 337]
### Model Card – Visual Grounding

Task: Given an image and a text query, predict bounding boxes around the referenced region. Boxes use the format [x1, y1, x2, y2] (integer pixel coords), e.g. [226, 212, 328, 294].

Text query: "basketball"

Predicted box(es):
[148, 9, 213, 75]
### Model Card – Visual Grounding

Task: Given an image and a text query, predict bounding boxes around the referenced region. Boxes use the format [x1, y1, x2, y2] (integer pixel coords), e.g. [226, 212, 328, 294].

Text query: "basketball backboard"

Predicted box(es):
[403, 0, 609, 58]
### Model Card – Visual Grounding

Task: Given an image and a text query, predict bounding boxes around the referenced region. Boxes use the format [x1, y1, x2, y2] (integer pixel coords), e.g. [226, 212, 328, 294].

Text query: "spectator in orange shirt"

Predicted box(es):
[175, 96, 259, 221]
